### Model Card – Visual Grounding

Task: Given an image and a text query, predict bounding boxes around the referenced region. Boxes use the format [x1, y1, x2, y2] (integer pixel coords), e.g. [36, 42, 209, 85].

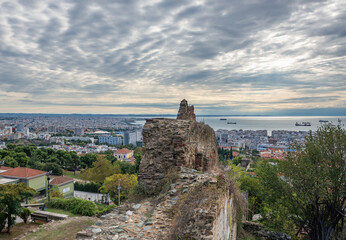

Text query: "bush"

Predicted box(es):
[46, 198, 98, 216]
[19, 208, 31, 224]
[74, 182, 102, 193]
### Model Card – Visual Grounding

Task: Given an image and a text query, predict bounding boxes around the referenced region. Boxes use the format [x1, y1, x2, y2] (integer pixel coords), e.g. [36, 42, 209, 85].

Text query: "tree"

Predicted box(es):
[133, 147, 143, 173]
[0, 183, 36, 233]
[2, 156, 18, 168]
[257, 123, 345, 239]
[101, 173, 137, 202]
[282, 123, 345, 239]
[80, 153, 97, 169]
[81, 156, 121, 183]
[114, 161, 136, 174]
[14, 152, 29, 167]
[44, 163, 63, 176]
[68, 151, 80, 175]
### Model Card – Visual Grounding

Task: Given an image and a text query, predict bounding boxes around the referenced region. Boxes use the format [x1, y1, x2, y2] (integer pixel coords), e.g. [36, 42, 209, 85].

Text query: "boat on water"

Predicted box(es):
[295, 122, 311, 126]
[319, 120, 329, 123]
[227, 121, 236, 124]
[220, 118, 227, 120]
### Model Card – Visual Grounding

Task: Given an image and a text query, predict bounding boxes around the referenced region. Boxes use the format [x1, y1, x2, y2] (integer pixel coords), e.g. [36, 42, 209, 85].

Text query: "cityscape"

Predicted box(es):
[0, 0, 345, 239]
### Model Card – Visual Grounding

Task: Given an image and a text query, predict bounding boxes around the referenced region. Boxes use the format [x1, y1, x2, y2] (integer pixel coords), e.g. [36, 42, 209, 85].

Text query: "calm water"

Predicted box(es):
[135, 116, 345, 136]
[197, 116, 345, 135]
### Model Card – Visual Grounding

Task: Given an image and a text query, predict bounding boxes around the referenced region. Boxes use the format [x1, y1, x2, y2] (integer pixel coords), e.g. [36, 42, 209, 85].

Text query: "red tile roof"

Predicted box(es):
[0, 166, 13, 170]
[115, 148, 133, 154]
[50, 175, 73, 186]
[0, 167, 46, 179]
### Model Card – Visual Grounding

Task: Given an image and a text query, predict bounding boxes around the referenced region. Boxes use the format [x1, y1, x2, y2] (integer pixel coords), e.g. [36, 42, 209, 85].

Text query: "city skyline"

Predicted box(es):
[0, 0, 345, 115]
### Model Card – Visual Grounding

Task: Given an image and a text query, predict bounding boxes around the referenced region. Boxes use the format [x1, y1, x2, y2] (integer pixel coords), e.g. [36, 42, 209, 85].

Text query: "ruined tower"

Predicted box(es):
[177, 99, 196, 121]
[138, 99, 218, 190]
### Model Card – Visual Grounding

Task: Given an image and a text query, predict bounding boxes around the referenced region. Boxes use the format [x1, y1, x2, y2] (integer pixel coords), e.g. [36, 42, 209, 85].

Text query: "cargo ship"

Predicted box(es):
[220, 118, 227, 120]
[227, 121, 236, 124]
[295, 122, 311, 126]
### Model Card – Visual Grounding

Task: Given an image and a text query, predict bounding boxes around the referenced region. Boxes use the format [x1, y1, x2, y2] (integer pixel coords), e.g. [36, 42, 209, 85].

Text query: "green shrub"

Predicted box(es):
[46, 198, 98, 216]
[19, 208, 31, 224]
[71, 200, 97, 216]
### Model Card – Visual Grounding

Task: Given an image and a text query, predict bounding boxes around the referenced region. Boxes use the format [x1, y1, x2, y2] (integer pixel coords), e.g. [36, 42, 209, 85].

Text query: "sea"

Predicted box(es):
[134, 116, 346, 136]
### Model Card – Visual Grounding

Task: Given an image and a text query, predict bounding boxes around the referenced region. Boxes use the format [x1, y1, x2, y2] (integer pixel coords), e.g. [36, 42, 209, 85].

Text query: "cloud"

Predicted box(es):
[0, 0, 345, 114]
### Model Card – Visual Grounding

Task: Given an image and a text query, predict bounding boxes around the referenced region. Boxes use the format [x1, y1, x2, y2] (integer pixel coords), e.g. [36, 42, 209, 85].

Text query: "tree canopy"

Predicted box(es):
[81, 156, 121, 183]
[242, 123, 345, 239]
[0, 183, 36, 233]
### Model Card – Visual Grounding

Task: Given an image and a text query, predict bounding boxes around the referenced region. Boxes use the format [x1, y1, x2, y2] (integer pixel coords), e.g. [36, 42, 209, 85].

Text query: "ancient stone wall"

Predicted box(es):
[177, 99, 196, 121]
[212, 194, 238, 240]
[138, 118, 218, 190]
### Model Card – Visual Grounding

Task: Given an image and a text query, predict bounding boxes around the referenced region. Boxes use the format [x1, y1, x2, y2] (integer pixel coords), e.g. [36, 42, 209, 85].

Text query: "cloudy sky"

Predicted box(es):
[0, 0, 345, 115]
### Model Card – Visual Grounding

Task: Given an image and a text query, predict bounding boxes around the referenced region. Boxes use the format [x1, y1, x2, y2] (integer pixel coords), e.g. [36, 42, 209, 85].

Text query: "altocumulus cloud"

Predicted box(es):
[0, 0, 345, 115]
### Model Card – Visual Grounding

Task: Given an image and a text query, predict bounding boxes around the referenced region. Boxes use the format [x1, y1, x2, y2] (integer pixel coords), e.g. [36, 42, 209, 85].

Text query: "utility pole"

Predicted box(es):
[117, 179, 121, 207]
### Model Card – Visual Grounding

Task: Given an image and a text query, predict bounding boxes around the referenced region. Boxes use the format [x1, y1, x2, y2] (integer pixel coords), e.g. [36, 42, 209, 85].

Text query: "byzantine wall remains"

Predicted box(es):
[138, 99, 218, 190]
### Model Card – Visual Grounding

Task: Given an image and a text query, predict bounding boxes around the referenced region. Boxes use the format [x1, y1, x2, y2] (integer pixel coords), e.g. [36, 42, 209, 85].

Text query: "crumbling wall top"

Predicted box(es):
[177, 99, 196, 121]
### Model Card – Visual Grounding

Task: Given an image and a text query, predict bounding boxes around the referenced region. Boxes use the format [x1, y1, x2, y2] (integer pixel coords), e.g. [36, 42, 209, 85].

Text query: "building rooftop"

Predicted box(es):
[115, 148, 133, 154]
[50, 175, 73, 186]
[0, 167, 47, 179]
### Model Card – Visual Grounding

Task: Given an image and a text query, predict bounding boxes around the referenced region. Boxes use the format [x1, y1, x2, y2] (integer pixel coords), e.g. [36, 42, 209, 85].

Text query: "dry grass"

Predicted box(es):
[24, 218, 94, 240]
[0, 223, 41, 240]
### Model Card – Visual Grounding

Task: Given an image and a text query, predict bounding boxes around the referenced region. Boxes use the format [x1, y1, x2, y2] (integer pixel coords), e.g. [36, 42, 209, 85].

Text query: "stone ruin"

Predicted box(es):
[138, 99, 218, 190]
[177, 99, 196, 121]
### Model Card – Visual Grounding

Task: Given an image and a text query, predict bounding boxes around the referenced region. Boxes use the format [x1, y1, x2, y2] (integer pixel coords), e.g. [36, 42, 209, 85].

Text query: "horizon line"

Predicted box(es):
[0, 113, 345, 117]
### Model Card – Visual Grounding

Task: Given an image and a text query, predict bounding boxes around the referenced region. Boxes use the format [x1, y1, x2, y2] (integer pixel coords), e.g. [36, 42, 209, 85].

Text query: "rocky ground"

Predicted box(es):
[77, 168, 219, 240]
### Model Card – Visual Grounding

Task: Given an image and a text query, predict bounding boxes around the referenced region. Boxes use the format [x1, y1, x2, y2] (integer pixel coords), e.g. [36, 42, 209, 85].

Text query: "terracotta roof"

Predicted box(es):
[0, 166, 13, 170]
[50, 175, 73, 186]
[0, 167, 47, 179]
[115, 148, 133, 154]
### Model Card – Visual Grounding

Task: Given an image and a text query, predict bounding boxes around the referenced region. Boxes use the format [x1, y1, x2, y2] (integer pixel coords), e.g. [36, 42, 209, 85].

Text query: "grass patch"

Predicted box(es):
[0, 223, 40, 239]
[24, 219, 94, 240]
[45, 208, 79, 217]
[63, 170, 82, 179]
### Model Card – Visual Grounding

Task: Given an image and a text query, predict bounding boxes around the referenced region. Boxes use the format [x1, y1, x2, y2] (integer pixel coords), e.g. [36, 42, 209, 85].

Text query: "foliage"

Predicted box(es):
[46, 198, 98, 216]
[279, 123, 346, 239]
[218, 147, 233, 162]
[101, 173, 138, 202]
[74, 182, 102, 193]
[0, 183, 36, 233]
[240, 123, 346, 239]
[81, 156, 121, 183]
[80, 153, 97, 168]
[44, 162, 63, 176]
[49, 185, 64, 198]
[232, 156, 242, 166]
[19, 208, 31, 224]
[2, 156, 18, 168]
[114, 160, 137, 174]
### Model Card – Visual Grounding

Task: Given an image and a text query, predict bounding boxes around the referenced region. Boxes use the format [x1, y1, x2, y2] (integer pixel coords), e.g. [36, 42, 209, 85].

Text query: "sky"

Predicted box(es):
[0, 0, 345, 115]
